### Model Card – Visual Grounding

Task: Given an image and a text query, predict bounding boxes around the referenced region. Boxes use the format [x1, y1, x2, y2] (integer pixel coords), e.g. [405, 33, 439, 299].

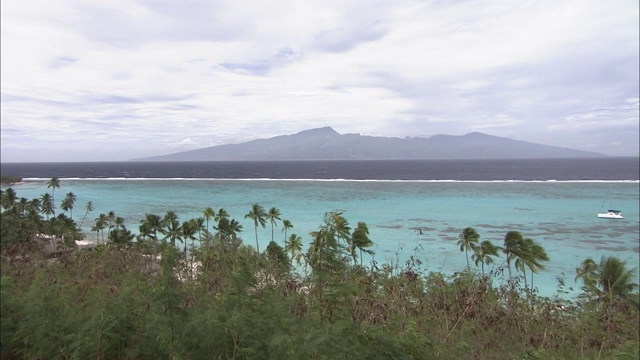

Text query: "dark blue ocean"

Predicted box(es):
[2, 158, 639, 300]
[2, 158, 639, 180]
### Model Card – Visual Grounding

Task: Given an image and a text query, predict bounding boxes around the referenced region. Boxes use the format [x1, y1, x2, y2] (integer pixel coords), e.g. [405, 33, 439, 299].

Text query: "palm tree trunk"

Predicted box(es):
[530, 272, 534, 294]
[254, 226, 260, 253]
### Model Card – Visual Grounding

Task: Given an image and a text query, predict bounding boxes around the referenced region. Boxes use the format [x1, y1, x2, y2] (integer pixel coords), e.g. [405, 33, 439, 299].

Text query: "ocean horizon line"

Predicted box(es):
[16, 177, 640, 183]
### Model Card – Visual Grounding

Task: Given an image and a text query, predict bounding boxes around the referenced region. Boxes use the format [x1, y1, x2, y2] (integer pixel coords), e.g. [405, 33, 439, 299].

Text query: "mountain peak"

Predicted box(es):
[464, 132, 491, 137]
[295, 127, 339, 136]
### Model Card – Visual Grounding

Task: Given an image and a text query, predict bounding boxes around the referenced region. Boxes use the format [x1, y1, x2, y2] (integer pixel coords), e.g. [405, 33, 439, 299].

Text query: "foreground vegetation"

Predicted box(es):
[1, 180, 638, 359]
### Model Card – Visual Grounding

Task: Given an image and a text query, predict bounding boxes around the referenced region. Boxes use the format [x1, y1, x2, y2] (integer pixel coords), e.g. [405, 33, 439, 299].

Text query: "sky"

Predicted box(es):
[1, 0, 639, 162]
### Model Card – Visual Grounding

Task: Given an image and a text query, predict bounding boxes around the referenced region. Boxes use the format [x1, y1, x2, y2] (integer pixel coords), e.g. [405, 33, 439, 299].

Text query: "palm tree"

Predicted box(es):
[282, 219, 293, 242]
[40, 193, 55, 221]
[78, 201, 94, 230]
[106, 211, 117, 239]
[503, 230, 525, 280]
[598, 256, 638, 300]
[227, 219, 243, 239]
[109, 227, 135, 245]
[138, 213, 162, 242]
[307, 211, 350, 275]
[285, 234, 304, 266]
[576, 256, 639, 303]
[193, 217, 206, 243]
[472, 240, 502, 277]
[578, 256, 639, 302]
[162, 211, 179, 225]
[457, 227, 480, 270]
[95, 214, 108, 244]
[52, 214, 77, 253]
[46, 177, 60, 209]
[114, 216, 126, 231]
[215, 208, 230, 222]
[138, 222, 154, 243]
[1, 188, 17, 210]
[327, 211, 351, 243]
[214, 218, 228, 242]
[27, 198, 42, 215]
[159, 211, 178, 239]
[60, 192, 77, 220]
[575, 258, 600, 295]
[216, 218, 243, 242]
[245, 203, 267, 253]
[15, 197, 28, 216]
[163, 219, 183, 248]
[267, 207, 281, 242]
[516, 238, 549, 292]
[91, 224, 101, 244]
[203, 207, 215, 234]
[182, 220, 197, 257]
[350, 222, 374, 266]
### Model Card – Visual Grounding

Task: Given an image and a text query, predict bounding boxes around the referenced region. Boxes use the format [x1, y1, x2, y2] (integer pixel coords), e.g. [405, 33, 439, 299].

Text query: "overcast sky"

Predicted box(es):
[1, 0, 638, 162]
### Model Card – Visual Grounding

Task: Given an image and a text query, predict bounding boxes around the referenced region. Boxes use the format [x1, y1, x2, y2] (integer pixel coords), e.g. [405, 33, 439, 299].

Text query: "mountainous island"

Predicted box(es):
[132, 127, 605, 161]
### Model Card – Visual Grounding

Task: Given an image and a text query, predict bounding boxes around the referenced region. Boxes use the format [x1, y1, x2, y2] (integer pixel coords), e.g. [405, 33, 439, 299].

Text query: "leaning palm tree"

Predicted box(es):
[472, 240, 502, 277]
[267, 207, 282, 242]
[457, 227, 480, 270]
[514, 238, 549, 292]
[350, 222, 374, 266]
[245, 203, 267, 253]
[78, 201, 94, 230]
[503, 230, 525, 280]
[525, 239, 549, 292]
[598, 256, 638, 301]
[328, 211, 351, 243]
[576, 256, 639, 303]
[575, 258, 600, 295]
[307, 211, 350, 276]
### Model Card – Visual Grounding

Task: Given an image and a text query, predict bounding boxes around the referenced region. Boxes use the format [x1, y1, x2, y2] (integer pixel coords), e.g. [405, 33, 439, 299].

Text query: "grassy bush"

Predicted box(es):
[1, 242, 638, 359]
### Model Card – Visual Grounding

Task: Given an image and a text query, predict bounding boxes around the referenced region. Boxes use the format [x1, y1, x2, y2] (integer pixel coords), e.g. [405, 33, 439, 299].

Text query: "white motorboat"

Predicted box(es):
[597, 210, 624, 219]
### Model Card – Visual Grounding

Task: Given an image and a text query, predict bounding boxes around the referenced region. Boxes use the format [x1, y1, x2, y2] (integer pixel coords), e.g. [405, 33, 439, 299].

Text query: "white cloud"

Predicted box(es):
[1, 0, 638, 161]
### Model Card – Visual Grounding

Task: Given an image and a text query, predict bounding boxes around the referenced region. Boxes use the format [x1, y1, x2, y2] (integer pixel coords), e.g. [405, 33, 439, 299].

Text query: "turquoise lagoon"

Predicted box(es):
[9, 179, 640, 299]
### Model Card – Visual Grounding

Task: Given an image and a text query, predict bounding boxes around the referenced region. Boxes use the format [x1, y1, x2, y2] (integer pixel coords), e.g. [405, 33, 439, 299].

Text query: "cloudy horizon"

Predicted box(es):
[1, 0, 638, 162]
